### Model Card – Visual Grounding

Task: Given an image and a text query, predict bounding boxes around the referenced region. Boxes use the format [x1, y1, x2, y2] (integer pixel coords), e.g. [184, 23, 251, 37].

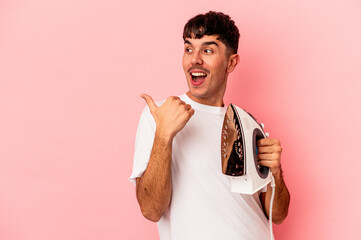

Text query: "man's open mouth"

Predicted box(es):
[190, 71, 207, 86]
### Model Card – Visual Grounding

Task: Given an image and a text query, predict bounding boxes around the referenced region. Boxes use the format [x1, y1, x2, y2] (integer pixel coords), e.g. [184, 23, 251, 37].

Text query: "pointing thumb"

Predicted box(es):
[141, 94, 158, 113]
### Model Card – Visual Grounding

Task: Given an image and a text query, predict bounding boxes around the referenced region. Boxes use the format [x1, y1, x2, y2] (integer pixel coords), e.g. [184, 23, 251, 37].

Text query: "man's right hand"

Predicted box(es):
[141, 94, 195, 139]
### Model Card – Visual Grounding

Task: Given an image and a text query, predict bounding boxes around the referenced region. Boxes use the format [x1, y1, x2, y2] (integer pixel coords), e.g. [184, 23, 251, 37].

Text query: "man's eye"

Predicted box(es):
[204, 49, 213, 53]
[185, 48, 193, 53]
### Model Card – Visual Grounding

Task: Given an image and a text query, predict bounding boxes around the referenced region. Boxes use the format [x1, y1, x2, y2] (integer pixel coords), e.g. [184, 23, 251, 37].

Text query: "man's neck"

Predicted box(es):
[186, 91, 225, 107]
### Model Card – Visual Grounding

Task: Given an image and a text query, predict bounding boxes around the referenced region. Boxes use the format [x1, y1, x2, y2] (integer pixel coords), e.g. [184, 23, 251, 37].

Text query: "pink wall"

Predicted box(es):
[1, 0, 360, 239]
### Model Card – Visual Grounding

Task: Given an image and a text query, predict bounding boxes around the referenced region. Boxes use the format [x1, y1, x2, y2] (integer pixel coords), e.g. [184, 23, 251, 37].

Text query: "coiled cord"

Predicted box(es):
[269, 175, 276, 240]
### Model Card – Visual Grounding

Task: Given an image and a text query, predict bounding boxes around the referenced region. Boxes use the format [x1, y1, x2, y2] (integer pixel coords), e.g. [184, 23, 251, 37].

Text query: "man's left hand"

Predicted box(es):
[257, 138, 282, 176]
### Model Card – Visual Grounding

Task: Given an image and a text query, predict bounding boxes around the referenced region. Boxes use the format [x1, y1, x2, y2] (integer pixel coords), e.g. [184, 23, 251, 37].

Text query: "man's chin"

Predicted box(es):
[187, 90, 208, 101]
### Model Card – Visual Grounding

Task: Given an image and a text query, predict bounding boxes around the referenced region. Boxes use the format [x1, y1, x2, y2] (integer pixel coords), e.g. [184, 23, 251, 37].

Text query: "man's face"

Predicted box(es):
[182, 35, 235, 106]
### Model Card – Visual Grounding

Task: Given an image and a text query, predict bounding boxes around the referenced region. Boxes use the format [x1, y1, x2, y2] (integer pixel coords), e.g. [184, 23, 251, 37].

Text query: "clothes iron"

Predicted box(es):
[221, 104, 271, 194]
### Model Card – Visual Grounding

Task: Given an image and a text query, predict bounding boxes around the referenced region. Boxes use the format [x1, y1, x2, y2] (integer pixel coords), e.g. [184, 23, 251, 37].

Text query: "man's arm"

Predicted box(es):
[135, 94, 194, 222]
[136, 131, 173, 222]
[258, 138, 290, 224]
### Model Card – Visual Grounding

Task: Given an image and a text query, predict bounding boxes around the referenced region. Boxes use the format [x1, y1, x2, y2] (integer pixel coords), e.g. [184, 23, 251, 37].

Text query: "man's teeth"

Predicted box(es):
[191, 72, 207, 77]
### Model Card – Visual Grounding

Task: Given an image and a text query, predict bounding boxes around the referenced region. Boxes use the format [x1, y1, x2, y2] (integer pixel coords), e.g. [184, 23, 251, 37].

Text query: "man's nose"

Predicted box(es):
[191, 51, 203, 65]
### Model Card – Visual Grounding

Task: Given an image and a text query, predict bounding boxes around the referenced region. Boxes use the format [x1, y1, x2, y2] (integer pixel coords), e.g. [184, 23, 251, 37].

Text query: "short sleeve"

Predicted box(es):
[128, 106, 156, 185]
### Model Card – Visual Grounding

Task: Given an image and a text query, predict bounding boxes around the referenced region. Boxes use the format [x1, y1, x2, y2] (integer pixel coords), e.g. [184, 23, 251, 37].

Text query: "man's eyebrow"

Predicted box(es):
[184, 40, 218, 47]
[202, 41, 218, 47]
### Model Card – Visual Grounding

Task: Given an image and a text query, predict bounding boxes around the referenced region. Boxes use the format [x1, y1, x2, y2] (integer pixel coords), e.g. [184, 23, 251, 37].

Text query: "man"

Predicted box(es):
[129, 11, 290, 239]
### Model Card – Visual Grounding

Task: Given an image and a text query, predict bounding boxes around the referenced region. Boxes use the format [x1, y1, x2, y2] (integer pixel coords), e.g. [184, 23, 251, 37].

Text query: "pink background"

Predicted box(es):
[1, 0, 360, 239]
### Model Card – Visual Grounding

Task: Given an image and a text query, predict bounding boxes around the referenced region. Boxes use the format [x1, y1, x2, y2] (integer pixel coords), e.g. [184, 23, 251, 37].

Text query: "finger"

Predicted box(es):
[188, 108, 195, 117]
[141, 94, 158, 113]
[258, 160, 280, 171]
[257, 138, 280, 147]
[168, 96, 180, 101]
[257, 160, 274, 168]
[257, 145, 282, 154]
[257, 153, 277, 160]
[257, 146, 274, 154]
[257, 153, 281, 160]
[185, 104, 192, 110]
[259, 147, 282, 157]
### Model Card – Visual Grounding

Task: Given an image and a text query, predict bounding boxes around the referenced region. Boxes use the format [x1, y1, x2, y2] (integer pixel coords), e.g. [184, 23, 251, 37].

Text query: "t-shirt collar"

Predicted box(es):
[180, 93, 227, 115]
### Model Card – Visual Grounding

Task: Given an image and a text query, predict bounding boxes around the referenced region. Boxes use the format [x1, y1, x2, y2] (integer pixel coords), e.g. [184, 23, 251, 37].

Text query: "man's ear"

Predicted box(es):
[227, 54, 240, 73]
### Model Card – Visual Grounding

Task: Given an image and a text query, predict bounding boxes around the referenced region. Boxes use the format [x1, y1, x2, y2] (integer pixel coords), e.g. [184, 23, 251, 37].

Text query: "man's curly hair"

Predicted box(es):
[183, 11, 240, 56]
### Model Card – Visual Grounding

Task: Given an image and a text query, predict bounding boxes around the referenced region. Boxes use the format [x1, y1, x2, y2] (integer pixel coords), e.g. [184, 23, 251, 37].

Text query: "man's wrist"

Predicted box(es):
[155, 130, 174, 144]
[271, 167, 283, 181]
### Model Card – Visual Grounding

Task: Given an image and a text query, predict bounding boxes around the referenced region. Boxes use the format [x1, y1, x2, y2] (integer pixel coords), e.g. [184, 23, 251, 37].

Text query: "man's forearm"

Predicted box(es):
[263, 169, 290, 224]
[136, 131, 173, 222]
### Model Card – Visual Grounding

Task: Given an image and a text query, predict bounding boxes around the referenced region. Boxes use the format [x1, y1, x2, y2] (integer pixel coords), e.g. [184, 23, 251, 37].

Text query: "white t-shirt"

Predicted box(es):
[129, 94, 270, 240]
